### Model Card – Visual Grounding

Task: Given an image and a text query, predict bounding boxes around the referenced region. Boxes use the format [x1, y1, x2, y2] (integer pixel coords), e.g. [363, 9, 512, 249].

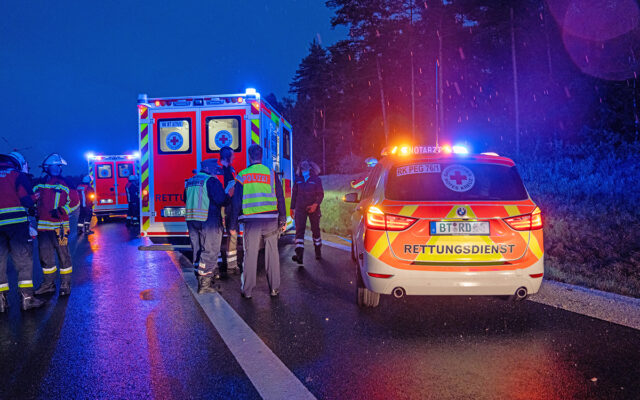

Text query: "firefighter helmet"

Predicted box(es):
[82, 175, 92, 184]
[42, 153, 68, 167]
[8, 151, 27, 172]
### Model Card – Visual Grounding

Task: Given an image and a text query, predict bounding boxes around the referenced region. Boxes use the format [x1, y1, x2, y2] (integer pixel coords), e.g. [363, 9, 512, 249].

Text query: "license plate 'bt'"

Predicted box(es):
[430, 221, 490, 236]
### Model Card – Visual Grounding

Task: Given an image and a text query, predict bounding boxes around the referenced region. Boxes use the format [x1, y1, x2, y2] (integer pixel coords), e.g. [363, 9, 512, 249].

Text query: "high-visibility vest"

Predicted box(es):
[185, 172, 210, 221]
[0, 167, 28, 227]
[236, 163, 277, 216]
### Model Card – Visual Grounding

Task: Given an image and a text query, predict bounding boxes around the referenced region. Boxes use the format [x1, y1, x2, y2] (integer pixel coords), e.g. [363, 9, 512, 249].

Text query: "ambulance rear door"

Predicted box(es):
[115, 160, 135, 206]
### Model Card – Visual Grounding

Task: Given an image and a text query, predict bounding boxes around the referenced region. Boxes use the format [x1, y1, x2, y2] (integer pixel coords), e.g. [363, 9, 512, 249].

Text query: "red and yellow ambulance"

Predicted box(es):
[136, 89, 293, 243]
[87, 154, 140, 222]
[344, 145, 544, 307]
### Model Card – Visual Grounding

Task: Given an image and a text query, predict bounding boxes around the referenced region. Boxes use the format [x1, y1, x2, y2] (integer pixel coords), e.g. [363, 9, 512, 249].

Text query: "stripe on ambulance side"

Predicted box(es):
[139, 107, 151, 232]
[251, 119, 260, 145]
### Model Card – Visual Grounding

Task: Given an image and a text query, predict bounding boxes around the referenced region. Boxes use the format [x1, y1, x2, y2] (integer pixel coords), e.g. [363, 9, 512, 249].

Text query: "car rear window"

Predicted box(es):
[386, 161, 528, 201]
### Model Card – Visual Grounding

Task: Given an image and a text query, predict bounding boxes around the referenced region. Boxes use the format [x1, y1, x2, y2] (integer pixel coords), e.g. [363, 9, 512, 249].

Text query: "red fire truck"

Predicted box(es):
[86, 153, 140, 222]
[136, 89, 294, 243]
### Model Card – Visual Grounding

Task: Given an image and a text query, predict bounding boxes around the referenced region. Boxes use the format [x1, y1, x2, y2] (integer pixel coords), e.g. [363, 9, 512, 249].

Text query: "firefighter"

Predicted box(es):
[0, 152, 45, 312]
[33, 153, 79, 296]
[126, 175, 140, 226]
[76, 175, 95, 234]
[218, 146, 241, 278]
[291, 160, 324, 264]
[184, 159, 233, 294]
[230, 144, 286, 298]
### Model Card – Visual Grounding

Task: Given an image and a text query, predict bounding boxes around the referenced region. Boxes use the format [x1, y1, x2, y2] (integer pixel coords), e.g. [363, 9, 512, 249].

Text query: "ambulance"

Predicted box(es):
[86, 153, 140, 222]
[136, 89, 293, 243]
[344, 144, 544, 308]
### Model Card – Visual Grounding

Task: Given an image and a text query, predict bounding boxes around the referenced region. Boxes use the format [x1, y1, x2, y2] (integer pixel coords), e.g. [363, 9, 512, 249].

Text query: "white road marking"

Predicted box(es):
[304, 235, 350, 252]
[169, 256, 317, 400]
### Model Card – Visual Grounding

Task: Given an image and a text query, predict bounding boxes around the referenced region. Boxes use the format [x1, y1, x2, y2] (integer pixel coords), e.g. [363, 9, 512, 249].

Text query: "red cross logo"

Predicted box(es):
[219, 135, 229, 145]
[450, 170, 467, 185]
[169, 136, 180, 146]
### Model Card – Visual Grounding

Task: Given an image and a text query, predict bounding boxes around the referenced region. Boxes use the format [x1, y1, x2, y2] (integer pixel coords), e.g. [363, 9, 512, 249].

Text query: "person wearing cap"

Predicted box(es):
[125, 174, 140, 226]
[291, 160, 324, 264]
[230, 144, 286, 298]
[184, 158, 234, 294]
[33, 153, 80, 296]
[76, 175, 95, 234]
[0, 151, 45, 312]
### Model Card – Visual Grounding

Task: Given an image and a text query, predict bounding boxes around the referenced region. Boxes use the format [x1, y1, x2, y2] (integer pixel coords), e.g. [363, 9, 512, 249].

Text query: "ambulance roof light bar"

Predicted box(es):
[381, 144, 470, 157]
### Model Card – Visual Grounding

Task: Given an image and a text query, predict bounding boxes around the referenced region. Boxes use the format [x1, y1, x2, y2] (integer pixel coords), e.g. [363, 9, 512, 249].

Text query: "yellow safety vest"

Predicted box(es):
[236, 164, 277, 215]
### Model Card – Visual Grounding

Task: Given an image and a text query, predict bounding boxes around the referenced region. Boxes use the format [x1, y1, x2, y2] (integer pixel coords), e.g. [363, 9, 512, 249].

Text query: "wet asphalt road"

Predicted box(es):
[2, 220, 640, 399]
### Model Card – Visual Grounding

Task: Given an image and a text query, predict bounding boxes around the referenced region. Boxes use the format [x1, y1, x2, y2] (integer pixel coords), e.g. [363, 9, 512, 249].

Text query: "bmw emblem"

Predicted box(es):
[456, 207, 467, 217]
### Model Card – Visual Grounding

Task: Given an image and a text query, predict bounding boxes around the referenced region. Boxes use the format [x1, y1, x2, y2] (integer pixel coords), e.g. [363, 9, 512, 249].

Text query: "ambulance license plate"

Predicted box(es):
[430, 221, 490, 235]
[161, 207, 186, 217]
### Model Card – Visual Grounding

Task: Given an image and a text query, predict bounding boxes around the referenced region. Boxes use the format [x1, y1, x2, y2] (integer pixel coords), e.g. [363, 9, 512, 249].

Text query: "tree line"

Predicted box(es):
[274, 0, 640, 173]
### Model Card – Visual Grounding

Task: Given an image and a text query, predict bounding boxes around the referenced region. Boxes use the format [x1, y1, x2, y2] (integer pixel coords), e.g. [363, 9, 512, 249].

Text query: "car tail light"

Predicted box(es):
[504, 207, 543, 231]
[367, 272, 393, 279]
[366, 206, 417, 231]
[142, 189, 149, 208]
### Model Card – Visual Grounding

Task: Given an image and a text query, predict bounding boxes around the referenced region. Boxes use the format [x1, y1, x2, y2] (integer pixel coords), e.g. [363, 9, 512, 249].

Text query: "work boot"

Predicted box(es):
[35, 275, 56, 295]
[270, 289, 280, 297]
[315, 245, 322, 260]
[0, 292, 7, 313]
[59, 280, 71, 297]
[85, 224, 94, 234]
[292, 247, 304, 264]
[197, 275, 216, 294]
[21, 291, 45, 310]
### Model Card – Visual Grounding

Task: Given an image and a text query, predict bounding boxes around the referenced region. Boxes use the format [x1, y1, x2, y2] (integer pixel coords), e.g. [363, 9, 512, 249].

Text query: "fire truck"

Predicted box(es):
[86, 153, 140, 222]
[136, 89, 293, 243]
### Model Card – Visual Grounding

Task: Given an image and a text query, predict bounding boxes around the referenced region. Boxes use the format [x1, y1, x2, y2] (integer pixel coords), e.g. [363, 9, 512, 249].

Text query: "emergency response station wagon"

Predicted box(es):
[344, 145, 544, 308]
[137, 89, 293, 243]
[87, 154, 140, 222]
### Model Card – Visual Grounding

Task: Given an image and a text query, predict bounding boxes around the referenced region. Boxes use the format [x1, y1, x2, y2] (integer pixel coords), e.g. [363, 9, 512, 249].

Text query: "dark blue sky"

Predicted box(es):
[0, 0, 346, 175]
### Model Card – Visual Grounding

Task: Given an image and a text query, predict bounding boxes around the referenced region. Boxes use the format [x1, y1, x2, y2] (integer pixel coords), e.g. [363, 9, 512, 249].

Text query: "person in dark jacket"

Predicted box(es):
[126, 175, 140, 226]
[291, 160, 324, 264]
[184, 159, 234, 293]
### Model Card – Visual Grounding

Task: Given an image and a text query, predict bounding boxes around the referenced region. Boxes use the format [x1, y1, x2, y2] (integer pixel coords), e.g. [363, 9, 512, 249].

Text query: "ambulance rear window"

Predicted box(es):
[283, 127, 291, 160]
[158, 118, 191, 154]
[118, 163, 134, 178]
[206, 116, 241, 153]
[97, 164, 112, 179]
[386, 162, 528, 201]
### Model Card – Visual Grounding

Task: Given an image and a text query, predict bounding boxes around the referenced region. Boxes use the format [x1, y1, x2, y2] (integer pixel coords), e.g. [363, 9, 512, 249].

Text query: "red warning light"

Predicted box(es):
[155, 100, 161, 106]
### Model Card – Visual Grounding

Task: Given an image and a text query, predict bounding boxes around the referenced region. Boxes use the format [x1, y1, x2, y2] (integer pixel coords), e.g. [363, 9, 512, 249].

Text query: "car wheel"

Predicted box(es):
[356, 261, 380, 308]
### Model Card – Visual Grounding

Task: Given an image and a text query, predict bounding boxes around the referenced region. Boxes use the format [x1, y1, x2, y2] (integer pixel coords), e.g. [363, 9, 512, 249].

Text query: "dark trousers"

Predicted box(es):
[294, 209, 322, 260]
[187, 220, 223, 276]
[127, 200, 140, 223]
[78, 207, 93, 228]
[38, 230, 73, 282]
[219, 214, 243, 274]
[0, 222, 34, 294]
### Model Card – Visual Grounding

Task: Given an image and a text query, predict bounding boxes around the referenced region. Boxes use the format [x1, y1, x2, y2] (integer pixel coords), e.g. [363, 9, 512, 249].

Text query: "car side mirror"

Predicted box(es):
[343, 192, 360, 203]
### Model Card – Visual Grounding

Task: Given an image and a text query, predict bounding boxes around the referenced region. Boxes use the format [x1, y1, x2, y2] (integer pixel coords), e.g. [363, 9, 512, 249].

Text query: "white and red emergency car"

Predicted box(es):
[86, 154, 140, 221]
[136, 89, 294, 243]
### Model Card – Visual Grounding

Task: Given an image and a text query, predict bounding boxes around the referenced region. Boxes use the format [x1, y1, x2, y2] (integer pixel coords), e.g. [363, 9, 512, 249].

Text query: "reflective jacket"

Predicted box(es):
[126, 181, 139, 204]
[291, 172, 324, 214]
[184, 172, 229, 224]
[76, 183, 94, 209]
[230, 163, 286, 230]
[34, 175, 80, 231]
[0, 162, 35, 227]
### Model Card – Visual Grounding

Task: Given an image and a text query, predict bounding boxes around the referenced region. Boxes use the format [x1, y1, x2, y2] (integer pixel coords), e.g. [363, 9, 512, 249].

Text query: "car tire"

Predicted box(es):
[356, 261, 380, 308]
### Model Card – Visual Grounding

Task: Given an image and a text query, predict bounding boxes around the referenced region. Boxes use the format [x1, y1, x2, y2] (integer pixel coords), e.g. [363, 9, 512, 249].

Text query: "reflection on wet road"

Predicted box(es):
[1, 219, 640, 399]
